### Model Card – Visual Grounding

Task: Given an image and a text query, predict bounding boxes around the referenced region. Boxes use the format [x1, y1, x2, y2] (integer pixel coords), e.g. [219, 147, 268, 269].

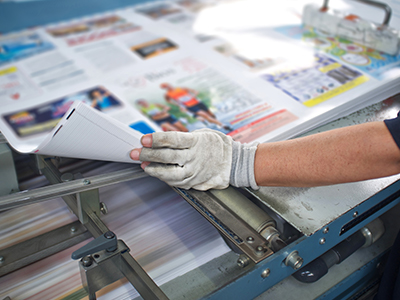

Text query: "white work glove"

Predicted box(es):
[138, 129, 259, 191]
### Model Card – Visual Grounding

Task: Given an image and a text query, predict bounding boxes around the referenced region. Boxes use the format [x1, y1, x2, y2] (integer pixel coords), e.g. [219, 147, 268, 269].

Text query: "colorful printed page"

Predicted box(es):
[117, 56, 298, 144]
[1, 101, 143, 163]
[274, 24, 400, 79]
[260, 53, 369, 107]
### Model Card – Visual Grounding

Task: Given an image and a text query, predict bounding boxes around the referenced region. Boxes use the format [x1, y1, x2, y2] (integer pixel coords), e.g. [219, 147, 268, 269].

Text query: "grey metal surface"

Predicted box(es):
[248, 95, 400, 236]
[250, 176, 400, 236]
[0, 144, 18, 196]
[135, 251, 246, 300]
[255, 203, 400, 300]
[0, 221, 90, 276]
[38, 157, 169, 300]
[79, 240, 128, 299]
[0, 163, 148, 211]
[322, 0, 393, 26]
[175, 188, 274, 263]
[0, 133, 7, 145]
[148, 203, 400, 300]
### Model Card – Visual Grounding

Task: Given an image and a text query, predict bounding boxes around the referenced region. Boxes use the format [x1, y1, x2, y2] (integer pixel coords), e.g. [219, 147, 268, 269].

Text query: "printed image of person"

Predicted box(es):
[160, 83, 232, 131]
[136, 99, 188, 132]
[0, 37, 42, 55]
[0, 34, 45, 62]
[89, 88, 120, 111]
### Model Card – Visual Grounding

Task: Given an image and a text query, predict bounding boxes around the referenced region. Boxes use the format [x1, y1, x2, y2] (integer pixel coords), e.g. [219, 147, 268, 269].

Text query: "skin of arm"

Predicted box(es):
[165, 96, 182, 109]
[255, 121, 400, 187]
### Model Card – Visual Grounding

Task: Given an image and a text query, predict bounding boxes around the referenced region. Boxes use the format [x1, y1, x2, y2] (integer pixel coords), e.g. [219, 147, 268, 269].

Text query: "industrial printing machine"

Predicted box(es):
[0, 95, 400, 300]
[2, 0, 400, 299]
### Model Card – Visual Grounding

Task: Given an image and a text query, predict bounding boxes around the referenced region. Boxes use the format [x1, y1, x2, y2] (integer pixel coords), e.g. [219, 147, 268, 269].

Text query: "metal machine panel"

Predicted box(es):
[0, 144, 18, 196]
[250, 176, 400, 236]
[249, 97, 400, 236]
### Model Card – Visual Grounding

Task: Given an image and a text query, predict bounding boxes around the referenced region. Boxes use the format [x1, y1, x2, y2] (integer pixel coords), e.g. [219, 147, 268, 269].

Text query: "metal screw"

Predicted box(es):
[81, 256, 93, 267]
[256, 245, 264, 252]
[237, 254, 250, 268]
[61, 173, 74, 182]
[246, 236, 254, 243]
[323, 227, 329, 234]
[285, 251, 303, 270]
[0, 256, 4, 263]
[353, 211, 358, 218]
[319, 238, 326, 245]
[70, 226, 77, 233]
[261, 268, 270, 278]
[100, 202, 108, 215]
[83, 179, 91, 185]
[104, 231, 115, 239]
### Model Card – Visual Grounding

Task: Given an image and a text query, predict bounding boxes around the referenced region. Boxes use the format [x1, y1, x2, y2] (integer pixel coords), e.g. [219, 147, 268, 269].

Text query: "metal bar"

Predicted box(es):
[120, 252, 169, 300]
[0, 164, 148, 211]
[0, 132, 7, 145]
[352, 0, 392, 26]
[38, 158, 168, 299]
[0, 221, 90, 276]
[322, 0, 392, 26]
[175, 188, 274, 263]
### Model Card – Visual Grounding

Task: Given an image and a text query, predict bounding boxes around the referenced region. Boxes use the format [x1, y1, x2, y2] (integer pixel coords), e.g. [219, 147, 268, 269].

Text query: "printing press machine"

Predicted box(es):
[0, 94, 399, 300]
[2, 0, 400, 299]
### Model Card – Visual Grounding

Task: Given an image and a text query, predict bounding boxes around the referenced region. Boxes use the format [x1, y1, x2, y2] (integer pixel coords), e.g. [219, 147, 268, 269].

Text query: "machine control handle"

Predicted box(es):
[71, 231, 117, 260]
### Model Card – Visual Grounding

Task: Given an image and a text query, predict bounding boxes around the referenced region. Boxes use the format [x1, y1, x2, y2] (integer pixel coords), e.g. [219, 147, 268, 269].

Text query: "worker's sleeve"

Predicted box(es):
[375, 111, 400, 300]
[384, 111, 400, 149]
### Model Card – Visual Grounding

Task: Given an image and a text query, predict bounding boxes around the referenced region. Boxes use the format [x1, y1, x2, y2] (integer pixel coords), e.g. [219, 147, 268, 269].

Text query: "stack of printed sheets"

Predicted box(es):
[0, 0, 400, 298]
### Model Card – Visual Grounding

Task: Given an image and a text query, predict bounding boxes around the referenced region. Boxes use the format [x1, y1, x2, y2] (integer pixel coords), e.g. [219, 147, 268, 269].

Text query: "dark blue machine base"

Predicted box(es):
[0, 0, 154, 34]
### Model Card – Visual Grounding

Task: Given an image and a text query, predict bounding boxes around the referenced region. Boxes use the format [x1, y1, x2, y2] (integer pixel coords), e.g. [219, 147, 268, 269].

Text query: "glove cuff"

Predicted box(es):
[230, 140, 259, 190]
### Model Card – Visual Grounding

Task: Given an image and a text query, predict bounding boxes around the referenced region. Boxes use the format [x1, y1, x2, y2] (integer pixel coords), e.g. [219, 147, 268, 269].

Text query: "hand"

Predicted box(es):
[130, 129, 233, 190]
[130, 129, 259, 191]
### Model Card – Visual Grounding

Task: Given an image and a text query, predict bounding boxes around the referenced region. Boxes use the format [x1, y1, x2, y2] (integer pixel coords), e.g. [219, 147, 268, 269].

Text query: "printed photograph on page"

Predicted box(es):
[1, 86, 123, 139]
[118, 57, 297, 143]
[46, 15, 141, 47]
[275, 24, 400, 79]
[261, 53, 369, 107]
[0, 31, 55, 66]
[135, 1, 214, 42]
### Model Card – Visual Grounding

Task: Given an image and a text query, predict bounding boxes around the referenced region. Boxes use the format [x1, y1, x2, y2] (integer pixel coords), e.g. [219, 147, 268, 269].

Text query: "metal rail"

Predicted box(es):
[0, 164, 148, 211]
[322, 0, 392, 26]
[36, 158, 168, 299]
[0, 221, 91, 276]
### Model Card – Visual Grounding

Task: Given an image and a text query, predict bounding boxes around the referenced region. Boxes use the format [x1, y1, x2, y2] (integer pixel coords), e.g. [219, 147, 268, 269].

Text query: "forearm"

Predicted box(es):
[255, 121, 400, 187]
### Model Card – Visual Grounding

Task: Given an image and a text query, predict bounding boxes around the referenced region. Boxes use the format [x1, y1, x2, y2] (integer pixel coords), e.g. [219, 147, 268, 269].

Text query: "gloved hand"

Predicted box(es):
[130, 129, 259, 191]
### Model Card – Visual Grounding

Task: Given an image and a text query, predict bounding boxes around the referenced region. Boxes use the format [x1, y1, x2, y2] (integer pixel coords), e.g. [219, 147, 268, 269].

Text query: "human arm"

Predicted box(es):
[254, 121, 400, 187]
[155, 103, 171, 113]
[130, 121, 400, 190]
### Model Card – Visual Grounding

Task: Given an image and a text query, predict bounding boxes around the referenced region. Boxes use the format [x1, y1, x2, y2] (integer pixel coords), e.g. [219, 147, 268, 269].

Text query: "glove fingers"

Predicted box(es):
[152, 131, 194, 149]
[144, 163, 188, 182]
[140, 148, 189, 165]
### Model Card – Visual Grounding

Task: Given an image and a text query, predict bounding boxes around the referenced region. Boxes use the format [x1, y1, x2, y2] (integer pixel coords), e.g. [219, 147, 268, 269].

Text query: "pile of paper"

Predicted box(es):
[1, 0, 400, 299]
[1, 0, 399, 162]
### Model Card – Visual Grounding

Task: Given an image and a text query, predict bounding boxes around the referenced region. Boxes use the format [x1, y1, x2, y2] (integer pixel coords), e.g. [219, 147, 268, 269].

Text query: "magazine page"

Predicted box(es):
[1, 0, 400, 160]
[176, 0, 400, 135]
[132, 0, 218, 43]
[0, 83, 158, 155]
[113, 56, 299, 143]
[34, 101, 143, 163]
